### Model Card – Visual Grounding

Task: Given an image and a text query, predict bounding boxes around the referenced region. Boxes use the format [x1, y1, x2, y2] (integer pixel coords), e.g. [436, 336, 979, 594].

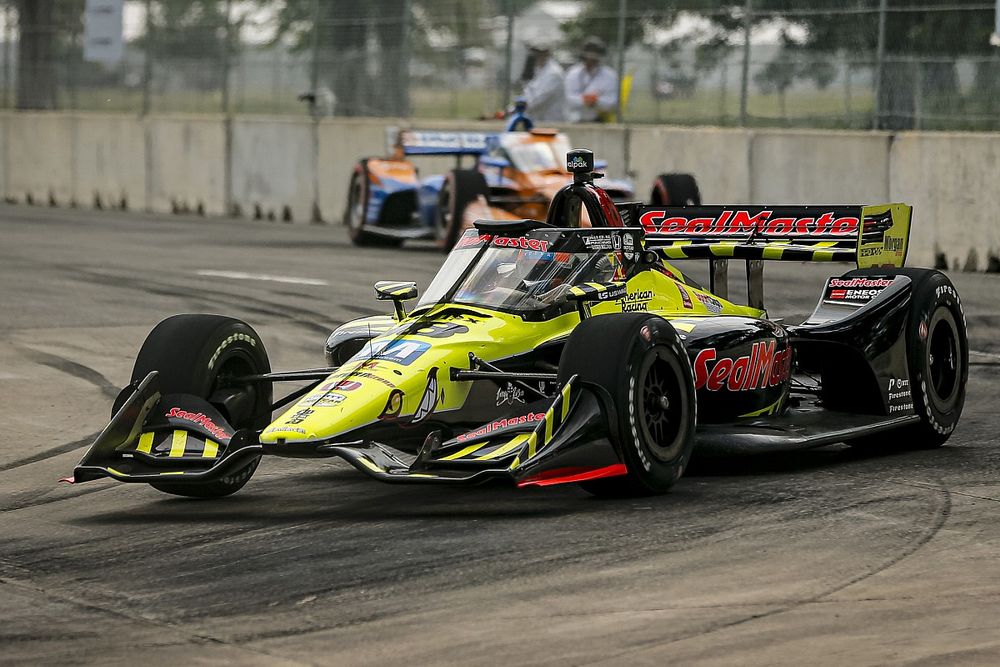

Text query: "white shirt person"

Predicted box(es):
[565, 36, 618, 123]
[521, 44, 566, 122]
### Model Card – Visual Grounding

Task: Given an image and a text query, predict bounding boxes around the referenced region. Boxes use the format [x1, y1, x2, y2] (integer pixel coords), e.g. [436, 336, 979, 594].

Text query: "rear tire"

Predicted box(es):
[558, 314, 696, 497]
[436, 169, 489, 251]
[651, 173, 701, 207]
[129, 315, 272, 498]
[345, 162, 403, 247]
[845, 268, 968, 449]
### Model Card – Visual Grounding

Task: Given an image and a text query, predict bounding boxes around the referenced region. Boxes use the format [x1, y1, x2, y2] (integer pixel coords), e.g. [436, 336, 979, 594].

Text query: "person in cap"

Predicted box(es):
[564, 36, 618, 123]
[520, 41, 566, 123]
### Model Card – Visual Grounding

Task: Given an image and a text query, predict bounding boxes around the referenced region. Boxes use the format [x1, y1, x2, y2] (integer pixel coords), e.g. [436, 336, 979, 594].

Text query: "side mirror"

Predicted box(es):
[566, 281, 627, 318]
[374, 280, 418, 320]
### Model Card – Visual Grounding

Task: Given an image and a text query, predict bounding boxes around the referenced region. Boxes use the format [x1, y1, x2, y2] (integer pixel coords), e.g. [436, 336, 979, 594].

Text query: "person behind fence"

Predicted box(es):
[520, 41, 566, 123]
[565, 36, 618, 123]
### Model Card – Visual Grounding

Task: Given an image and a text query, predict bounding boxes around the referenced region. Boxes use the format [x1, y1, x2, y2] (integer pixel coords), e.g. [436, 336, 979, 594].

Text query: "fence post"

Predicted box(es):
[873, 0, 887, 129]
[616, 0, 626, 123]
[400, 0, 412, 117]
[220, 0, 233, 114]
[2, 5, 10, 109]
[308, 0, 320, 117]
[141, 0, 153, 116]
[502, 0, 514, 110]
[738, 0, 751, 126]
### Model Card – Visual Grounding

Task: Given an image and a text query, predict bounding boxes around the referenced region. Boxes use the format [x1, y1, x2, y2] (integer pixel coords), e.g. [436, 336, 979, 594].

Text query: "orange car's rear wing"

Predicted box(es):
[619, 203, 912, 307]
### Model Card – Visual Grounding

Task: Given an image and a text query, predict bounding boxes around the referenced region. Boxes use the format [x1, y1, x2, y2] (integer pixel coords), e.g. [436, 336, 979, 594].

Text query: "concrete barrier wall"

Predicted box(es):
[6, 114, 76, 205]
[230, 117, 318, 222]
[1, 111, 996, 270]
[628, 126, 753, 203]
[890, 132, 1000, 271]
[146, 115, 227, 216]
[73, 114, 147, 211]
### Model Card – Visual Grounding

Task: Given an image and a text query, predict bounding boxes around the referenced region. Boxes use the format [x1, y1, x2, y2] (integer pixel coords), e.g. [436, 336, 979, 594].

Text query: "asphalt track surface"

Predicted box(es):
[2, 204, 1000, 666]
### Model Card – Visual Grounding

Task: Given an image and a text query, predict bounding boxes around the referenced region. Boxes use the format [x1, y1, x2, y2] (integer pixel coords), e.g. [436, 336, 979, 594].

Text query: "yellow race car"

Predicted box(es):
[68, 150, 967, 500]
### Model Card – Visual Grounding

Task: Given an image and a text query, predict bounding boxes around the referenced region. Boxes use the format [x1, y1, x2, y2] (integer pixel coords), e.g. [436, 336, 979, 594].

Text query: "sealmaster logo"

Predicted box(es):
[493, 236, 549, 251]
[829, 278, 893, 288]
[457, 413, 545, 442]
[693, 341, 792, 392]
[166, 407, 230, 441]
[639, 209, 860, 237]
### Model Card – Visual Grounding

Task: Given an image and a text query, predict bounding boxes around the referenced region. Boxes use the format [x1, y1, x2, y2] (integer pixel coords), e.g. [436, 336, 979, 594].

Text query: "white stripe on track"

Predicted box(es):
[196, 270, 328, 286]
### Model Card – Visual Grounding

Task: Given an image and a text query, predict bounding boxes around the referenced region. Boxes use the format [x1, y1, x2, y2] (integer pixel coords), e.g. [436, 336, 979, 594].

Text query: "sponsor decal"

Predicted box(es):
[677, 284, 693, 309]
[887, 377, 912, 413]
[207, 332, 256, 370]
[824, 277, 893, 304]
[379, 389, 404, 420]
[165, 407, 230, 441]
[493, 236, 550, 251]
[352, 339, 430, 366]
[583, 235, 615, 251]
[456, 412, 546, 442]
[695, 292, 723, 314]
[883, 235, 904, 255]
[286, 408, 314, 425]
[567, 155, 589, 170]
[409, 321, 469, 338]
[829, 278, 894, 288]
[639, 209, 860, 237]
[861, 211, 893, 243]
[301, 393, 347, 408]
[263, 425, 306, 435]
[322, 372, 396, 390]
[412, 368, 439, 424]
[623, 233, 635, 260]
[456, 232, 491, 249]
[496, 382, 526, 406]
[619, 289, 653, 312]
[693, 340, 792, 392]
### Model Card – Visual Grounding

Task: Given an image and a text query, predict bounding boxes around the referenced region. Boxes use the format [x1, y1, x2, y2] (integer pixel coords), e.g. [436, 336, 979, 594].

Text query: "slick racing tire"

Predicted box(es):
[846, 268, 968, 449]
[558, 314, 696, 497]
[436, 168, 489, 251]
[650, 173, 701, 207]
[345, 161, 403, 247]
[128, 315, 272, 498]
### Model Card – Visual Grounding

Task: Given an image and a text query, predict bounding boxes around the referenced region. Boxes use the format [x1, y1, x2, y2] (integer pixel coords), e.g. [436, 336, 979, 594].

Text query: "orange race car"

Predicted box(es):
[344, 105, 700, 249]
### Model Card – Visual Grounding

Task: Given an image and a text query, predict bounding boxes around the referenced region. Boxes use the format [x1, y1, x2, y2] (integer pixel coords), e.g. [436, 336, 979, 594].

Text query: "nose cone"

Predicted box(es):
[259, 339, 464, 445]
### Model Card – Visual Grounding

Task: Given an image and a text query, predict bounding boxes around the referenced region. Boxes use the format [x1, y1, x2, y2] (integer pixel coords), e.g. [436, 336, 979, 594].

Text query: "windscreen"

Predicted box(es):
[419, 229, 636, 316]
[502, 134, 572, 173]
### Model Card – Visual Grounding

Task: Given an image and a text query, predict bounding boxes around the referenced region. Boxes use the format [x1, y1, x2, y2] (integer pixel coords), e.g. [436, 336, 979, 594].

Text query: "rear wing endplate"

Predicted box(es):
[619, 203, 911, 308]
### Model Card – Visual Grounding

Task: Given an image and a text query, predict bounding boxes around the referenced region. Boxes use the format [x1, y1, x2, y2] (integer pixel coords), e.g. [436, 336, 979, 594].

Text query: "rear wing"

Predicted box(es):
[619, 203, 912, 308]
[387, 127, 491, 157]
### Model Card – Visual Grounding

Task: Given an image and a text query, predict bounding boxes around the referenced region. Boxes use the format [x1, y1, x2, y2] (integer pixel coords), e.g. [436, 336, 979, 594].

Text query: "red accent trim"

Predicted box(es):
[58, 476, 75, 484]
[593, 186, 624, 227]
[517, 463, 628, 488]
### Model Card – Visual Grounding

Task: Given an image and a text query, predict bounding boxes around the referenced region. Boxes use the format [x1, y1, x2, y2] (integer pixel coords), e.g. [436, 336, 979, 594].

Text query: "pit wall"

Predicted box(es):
[2, 111, 998, 271]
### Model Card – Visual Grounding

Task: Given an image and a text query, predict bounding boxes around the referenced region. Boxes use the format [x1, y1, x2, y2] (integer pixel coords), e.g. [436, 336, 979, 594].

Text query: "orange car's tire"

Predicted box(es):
[436, 169, 489, 251]
[345, 162, 403, 247]
[651, 173, 701, 207]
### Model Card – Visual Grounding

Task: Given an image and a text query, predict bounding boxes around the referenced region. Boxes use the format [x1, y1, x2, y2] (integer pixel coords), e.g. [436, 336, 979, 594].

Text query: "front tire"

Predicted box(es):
[558, 314, 696, 497]
[129, 314, 272, 498]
